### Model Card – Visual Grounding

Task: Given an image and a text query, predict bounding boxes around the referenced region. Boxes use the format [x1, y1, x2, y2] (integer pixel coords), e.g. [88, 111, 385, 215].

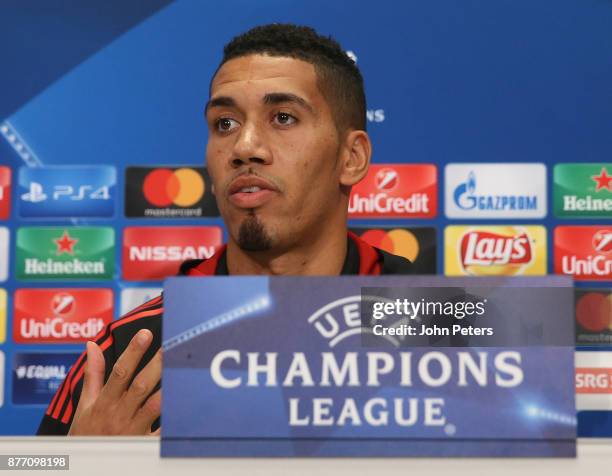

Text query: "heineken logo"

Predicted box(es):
[16, 227, 114, 280]
[54, 230, 78, 255]
[592, 167, 612, 192]
[554, 163, 612, 217]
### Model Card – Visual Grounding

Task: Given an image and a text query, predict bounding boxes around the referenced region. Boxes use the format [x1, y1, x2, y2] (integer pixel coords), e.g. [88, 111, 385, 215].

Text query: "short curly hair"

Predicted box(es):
[216, 23, 366, 133]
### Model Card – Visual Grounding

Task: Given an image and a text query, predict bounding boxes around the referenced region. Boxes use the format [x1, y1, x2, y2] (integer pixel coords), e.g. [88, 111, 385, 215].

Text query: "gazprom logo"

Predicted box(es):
[453, 171, 478, 210]
[445, 164, 546, 219]
[453, 171, 538, 212]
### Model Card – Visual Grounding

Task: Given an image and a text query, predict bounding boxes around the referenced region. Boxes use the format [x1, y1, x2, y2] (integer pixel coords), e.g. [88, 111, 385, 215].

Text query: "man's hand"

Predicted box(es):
[68, 329, 161, 436]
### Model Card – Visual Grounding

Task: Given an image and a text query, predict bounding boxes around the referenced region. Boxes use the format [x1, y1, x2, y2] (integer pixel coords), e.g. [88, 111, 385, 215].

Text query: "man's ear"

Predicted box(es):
[338, 130, 372, 187]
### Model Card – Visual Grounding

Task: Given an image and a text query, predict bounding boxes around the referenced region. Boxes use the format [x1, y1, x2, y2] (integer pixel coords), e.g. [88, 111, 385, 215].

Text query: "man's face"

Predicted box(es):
[205, 54, 344, 252]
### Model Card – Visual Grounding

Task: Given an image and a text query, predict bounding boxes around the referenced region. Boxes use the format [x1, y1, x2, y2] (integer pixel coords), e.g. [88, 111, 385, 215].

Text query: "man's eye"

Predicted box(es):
[216, 118, 239, 132]
[273, 112, 297, 126]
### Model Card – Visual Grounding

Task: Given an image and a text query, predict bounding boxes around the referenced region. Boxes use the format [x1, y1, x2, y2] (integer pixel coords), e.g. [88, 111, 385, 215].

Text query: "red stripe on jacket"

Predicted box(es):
[46, 233, 383, 424]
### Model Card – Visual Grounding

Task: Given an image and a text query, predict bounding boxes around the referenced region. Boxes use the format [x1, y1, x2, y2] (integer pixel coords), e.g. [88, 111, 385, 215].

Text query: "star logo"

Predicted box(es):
[591, 167, 612, 192]
[54, 230, 78, 255]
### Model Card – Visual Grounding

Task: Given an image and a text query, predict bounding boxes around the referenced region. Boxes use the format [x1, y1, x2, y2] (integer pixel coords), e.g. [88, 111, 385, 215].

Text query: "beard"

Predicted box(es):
[237, 212, 273, 251]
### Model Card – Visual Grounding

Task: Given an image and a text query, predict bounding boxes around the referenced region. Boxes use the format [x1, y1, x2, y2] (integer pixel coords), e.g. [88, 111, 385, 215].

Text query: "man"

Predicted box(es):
[37, 23, 413, 436]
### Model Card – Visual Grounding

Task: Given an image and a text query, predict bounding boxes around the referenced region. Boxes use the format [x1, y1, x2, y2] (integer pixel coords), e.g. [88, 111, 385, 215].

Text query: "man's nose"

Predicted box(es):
[230, 121, 272, 168]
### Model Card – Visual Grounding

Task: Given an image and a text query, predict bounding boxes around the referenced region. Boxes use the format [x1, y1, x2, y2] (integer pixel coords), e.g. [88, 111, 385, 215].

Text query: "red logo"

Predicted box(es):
[142, 168, 205, 207]
[54, 230, 78, 255]
[576, 292, 611, 333]
[460, 231, 532, 268]
[576, 368, 612, 394]
[593, 231, 612, 254]
[555, 226, 612, 281]
[122, 226, 223, 281]
[349, 164, 437, 218]
[13, 289, 113, 343]
[374, 168, 399, 191]
[50, 293, 75, 315]
[359, 228, 420, 262]
[0, 166, 11, 219]
[591, 167, 612, 192]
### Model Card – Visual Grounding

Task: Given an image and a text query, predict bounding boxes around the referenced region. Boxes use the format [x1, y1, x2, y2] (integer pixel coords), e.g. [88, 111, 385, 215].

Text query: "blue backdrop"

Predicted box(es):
[0, 0, 611, 436]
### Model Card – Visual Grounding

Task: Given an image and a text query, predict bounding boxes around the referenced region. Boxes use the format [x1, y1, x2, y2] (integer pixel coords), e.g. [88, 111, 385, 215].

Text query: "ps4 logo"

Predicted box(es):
[18, 166, 116, 218]
[21, 182, 110, 203]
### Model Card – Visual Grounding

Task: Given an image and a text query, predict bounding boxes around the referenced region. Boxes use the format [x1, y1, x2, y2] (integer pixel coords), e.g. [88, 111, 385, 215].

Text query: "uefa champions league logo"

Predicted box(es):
[307, 295, 415, 348]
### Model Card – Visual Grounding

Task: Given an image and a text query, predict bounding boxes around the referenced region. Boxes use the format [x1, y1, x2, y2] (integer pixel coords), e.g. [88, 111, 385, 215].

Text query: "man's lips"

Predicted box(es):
[227, 175, 279, 208]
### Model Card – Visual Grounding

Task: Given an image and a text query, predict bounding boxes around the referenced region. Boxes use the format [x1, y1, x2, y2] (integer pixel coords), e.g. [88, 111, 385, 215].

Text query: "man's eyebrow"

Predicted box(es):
[205, 96, 237, 113]
[263, 92, 315, 114]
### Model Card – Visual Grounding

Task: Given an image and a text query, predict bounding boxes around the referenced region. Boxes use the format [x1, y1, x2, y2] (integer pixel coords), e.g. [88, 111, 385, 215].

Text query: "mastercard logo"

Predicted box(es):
[359, 229, 419, 261]
[142, 168, 205, 207]
[576, 292, 612, 332]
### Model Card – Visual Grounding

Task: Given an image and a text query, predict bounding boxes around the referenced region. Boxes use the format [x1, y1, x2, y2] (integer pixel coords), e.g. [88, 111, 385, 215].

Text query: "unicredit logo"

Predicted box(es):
[13, 289, 113, 343]
[143, 168, 205, 207]
[375, 168, 399, 191]
[555, 226, 612, 281]
[19, 317, 104, 341]
[0, 166, 10, 219]
[460, 231, 532, 267]
[50, 293, 75, 316]
[349, 193, 430, 215]
[593, 231, 612, 254]
[348, 164, 437, 218]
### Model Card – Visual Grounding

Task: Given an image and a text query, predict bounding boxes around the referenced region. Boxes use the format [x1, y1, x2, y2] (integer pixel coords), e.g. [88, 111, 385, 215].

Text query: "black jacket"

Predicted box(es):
[37, 233, 413, 435]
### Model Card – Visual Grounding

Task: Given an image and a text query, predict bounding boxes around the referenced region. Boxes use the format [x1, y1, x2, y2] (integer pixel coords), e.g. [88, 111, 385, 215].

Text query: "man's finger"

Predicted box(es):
[78, 341, 105, 409]
[148, 428, 161, 437]
[99, 329, 153, 403]
[130, 390, 161, 434]
[117, 348, 162, 420]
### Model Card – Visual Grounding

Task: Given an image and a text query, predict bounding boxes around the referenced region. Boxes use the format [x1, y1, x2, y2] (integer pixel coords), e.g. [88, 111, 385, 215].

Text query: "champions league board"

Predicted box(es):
[161, 276, 576, 457]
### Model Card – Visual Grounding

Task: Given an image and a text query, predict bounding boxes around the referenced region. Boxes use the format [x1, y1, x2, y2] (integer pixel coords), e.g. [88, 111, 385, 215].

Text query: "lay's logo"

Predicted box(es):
[445, 226, 547, 276]
[460, 231, 532, 267]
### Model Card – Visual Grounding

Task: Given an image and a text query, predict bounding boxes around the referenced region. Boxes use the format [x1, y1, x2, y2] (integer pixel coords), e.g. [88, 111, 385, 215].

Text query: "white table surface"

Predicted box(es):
[0, 437, 610, 475]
